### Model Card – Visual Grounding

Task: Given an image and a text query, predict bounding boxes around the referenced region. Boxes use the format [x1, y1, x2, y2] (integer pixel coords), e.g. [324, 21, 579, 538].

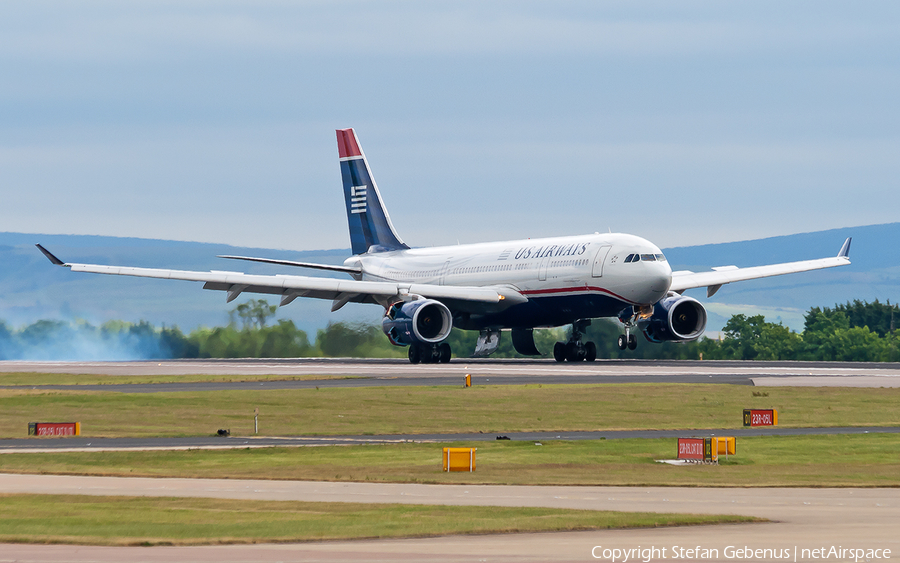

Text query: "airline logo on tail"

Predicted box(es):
[350, 185, 367, 214]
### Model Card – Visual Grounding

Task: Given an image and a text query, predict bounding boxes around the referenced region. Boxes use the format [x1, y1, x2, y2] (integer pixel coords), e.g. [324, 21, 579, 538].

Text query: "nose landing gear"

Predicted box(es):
[617, 306, 650, 351]
[553, 319, 597, 362]
[617, 332, 637, 351]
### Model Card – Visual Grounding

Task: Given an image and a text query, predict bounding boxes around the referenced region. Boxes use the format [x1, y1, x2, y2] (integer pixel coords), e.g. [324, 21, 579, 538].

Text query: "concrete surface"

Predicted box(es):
[0, 474, 896, 562]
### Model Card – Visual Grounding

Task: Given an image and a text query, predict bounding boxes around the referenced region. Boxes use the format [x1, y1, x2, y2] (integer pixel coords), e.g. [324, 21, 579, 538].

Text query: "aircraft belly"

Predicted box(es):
[454, 292, 628, 331]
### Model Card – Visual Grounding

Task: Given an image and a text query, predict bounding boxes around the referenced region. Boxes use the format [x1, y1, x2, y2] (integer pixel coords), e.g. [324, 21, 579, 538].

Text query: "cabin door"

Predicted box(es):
[591, 246, 612, 278]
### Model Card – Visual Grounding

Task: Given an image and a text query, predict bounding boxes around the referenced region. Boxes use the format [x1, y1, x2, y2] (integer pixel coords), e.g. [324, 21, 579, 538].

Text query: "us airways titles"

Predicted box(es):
[514, 242, 590, 261]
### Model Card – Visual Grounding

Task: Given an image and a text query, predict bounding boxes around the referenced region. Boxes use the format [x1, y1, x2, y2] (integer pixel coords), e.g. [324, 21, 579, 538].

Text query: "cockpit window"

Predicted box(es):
[640, 254, 657, 262]
[655, 253, 667, 262]
[624, 254, 637, 263]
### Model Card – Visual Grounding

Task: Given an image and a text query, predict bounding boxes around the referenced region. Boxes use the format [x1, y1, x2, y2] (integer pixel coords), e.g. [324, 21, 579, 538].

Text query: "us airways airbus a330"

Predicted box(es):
[37, 128, 852, 363]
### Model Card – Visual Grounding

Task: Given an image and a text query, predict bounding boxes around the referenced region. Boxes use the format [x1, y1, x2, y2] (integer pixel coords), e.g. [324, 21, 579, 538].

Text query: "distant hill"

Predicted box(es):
[1, 223, 897, 334]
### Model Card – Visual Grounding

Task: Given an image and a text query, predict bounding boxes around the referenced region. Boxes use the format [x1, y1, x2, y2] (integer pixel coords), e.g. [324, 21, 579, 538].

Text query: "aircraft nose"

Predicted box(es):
[646, 263, 672, 300]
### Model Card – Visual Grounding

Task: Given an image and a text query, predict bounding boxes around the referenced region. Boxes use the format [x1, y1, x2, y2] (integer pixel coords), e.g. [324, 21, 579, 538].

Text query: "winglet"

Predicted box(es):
[35, 244, 67, 266]
[838, 237, 852, 259]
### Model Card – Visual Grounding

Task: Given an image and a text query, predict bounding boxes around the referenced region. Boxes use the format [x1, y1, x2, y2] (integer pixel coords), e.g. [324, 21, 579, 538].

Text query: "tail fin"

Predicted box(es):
[337, 128, 409, 255]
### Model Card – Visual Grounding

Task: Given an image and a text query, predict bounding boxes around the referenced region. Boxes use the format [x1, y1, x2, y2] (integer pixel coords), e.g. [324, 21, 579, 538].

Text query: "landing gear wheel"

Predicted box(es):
[617, 335, 627, 350]
[408, 344, 421, 364]
[560, 319, 592, 362]
[553, 342, 566, 362]
[627, 334, 637, 351]
[439, 342, 452, 363]
[565, 341, 584, 362]
[584, 341, 597, 362]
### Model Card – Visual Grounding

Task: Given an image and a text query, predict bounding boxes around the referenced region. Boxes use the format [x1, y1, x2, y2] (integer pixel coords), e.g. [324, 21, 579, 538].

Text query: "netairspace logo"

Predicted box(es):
[591, 545, 891, 562]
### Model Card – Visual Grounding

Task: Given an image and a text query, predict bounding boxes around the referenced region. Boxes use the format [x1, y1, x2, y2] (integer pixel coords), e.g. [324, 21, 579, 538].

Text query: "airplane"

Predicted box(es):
[37, 128, 852, 363]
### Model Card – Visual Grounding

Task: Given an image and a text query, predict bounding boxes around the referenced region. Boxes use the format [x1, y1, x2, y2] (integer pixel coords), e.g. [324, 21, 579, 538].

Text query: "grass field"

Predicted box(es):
[1, 384, 898, 438]
[2, 434, 898, 487]
[2, 378, 897, 545]
[0, 494, 757, 546]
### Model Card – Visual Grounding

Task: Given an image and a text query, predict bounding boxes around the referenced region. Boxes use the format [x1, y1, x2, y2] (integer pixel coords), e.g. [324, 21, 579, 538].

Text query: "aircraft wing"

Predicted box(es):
[36, 245, 525, 311]
[669, 237, 851, 297]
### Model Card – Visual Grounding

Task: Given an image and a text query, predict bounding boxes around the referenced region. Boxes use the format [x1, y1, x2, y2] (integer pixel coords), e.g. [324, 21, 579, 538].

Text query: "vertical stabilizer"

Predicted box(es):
[337, 129, 409, 255]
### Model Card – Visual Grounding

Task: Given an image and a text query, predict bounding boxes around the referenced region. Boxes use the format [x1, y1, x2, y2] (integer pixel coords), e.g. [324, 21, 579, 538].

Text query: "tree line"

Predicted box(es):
[579, 299, 900, 362]
[0, 298, 897, 362]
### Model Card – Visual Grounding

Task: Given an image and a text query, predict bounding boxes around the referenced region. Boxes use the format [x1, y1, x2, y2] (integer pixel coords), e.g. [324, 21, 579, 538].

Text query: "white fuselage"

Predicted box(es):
[345, 232, 673, 329]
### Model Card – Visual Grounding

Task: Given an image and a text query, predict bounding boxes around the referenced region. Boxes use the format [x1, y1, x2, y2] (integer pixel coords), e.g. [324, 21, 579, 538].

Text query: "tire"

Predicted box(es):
[408, 344, 421, 364]
[565, 341, 581, 362]
[584, 341, 597, 362]
[439, 342, 451, 363]
[627, 334, 637, 351]
[617, 335, 626, 350]
[553, 342, 566, 362]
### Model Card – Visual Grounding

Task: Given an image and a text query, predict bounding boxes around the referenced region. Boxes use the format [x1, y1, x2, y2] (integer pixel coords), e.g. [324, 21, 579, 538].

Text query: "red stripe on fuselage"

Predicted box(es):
[521, 286, 636, 304]
[336, 129, 362, 158]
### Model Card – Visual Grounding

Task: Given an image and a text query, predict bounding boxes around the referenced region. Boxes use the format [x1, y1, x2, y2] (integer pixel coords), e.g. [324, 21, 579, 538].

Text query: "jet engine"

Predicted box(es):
[637, 294, 707, 343]
[382, 299, 453, 346]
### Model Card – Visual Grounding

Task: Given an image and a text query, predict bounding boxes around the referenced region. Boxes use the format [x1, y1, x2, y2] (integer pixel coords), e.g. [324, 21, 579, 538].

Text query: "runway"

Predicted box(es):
[1, 474, 897, 562]
[3, 358, 900, 390]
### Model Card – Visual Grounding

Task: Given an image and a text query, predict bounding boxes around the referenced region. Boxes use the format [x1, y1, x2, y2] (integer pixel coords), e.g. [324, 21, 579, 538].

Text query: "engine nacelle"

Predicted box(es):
[638, 295, 707, 343]
[382, 299, 453, 346]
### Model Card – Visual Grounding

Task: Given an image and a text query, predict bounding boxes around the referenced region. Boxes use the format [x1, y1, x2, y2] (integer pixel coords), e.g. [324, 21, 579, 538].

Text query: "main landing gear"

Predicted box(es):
[553, 319, 597, 362]
[408, 342, 451, 364]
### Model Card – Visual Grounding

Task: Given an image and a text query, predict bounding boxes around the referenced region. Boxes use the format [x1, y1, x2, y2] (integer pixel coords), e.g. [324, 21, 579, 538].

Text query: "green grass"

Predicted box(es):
[0, 494, 756, 546]
[3, 434, 898, 487]
[1, 384, 898, 438]
[0, 371, 356, 386]
[1, 381, 894, 546]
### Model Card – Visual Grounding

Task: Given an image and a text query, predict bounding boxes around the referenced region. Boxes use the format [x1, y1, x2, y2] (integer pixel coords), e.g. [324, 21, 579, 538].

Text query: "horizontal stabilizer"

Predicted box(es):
[217, 255, 362, 275]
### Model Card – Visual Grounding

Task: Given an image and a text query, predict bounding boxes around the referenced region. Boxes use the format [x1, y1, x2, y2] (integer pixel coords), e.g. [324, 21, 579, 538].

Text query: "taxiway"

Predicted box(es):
[0, 474, 896, 562]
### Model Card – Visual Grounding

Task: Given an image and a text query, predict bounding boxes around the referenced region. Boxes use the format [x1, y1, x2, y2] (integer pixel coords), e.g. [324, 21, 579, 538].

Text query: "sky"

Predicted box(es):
[1, 1, 898, 252]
